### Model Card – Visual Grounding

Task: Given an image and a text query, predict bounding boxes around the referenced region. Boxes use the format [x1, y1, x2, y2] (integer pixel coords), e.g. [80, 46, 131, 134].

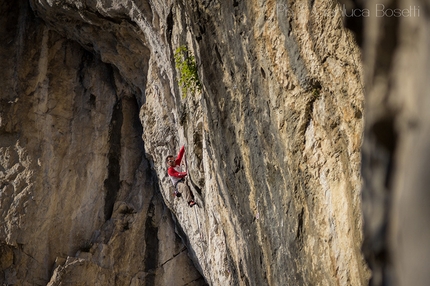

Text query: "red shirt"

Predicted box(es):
[168, 146, 187, 185]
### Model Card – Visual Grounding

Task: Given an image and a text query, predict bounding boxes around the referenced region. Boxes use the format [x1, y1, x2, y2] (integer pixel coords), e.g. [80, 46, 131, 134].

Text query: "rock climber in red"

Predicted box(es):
[166, 146, 196, 207]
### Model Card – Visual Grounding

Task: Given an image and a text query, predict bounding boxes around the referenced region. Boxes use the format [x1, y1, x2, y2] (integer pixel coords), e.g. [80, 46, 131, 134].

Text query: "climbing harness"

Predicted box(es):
[173, 178, 184, 197]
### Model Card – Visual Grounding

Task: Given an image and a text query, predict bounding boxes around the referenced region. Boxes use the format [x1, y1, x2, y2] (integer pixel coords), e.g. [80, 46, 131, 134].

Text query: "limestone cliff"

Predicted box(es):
[0, 0, 371, 285]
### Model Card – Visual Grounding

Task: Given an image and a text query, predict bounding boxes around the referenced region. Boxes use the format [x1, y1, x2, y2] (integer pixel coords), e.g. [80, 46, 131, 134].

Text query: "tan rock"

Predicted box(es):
[0, 0, 381, 285]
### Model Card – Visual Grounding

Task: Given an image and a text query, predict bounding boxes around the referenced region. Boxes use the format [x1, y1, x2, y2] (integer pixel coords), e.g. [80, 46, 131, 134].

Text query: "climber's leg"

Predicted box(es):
[178, 182, 193, 203]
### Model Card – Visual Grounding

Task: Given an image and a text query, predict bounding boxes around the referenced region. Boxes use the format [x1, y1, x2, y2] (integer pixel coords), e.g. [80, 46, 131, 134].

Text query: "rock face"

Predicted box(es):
[0, 0, 371, 285]
[0, 1, 203, 285]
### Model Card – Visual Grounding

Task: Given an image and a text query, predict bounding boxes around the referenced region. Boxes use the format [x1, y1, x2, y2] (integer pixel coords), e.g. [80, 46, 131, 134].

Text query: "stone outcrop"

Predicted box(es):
[0, 1, 203, 285]
[0, 0, 374, 285]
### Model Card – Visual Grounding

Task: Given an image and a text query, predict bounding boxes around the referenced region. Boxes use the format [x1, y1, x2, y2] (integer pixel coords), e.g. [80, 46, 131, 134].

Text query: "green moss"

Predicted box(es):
[312, 87, 321, 99]
[174, 45, 201, 97]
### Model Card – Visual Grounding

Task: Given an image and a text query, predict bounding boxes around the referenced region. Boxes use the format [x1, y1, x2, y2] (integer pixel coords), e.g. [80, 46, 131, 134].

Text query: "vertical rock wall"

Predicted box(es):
[151, 1, 369, 285]
[0, 0, 203, 285]
[1, 0, 371, 285]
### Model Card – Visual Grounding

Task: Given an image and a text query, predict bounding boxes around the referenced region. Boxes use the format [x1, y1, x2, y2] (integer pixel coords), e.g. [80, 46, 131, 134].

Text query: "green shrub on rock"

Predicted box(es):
[174, 45, 201, 97]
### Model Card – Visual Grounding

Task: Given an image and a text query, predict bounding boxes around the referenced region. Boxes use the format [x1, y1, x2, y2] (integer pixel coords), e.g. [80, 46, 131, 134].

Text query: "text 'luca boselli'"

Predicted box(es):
[344, 4, 420, 18]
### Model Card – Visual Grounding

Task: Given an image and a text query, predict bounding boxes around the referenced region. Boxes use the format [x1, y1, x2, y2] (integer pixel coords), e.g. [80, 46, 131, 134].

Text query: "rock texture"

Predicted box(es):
[0, 1, 203, 285]
[0, 0, 371, 285]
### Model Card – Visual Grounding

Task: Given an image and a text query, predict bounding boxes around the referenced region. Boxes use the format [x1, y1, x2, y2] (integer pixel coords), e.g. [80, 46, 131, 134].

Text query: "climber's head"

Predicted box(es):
[166, 155, 175, 167]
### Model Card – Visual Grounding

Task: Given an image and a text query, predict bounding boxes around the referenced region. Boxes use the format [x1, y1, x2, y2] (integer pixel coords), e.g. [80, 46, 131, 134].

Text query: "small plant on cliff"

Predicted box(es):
[312, 87, 321, 99]
[174, 45, 201, 97]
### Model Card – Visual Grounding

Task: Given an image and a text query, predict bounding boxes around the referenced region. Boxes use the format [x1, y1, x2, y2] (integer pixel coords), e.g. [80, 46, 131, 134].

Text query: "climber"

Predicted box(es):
[166, 145, 196, 207]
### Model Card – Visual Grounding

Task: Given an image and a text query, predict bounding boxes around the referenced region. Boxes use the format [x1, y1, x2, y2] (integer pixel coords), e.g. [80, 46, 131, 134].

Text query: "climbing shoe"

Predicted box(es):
[189, 201, 196, 207]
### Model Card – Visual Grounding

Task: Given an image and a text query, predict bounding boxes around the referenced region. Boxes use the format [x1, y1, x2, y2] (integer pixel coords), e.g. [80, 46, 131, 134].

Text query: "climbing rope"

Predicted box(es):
[183, 150, 207, 268]
[184, 152, 204, 240]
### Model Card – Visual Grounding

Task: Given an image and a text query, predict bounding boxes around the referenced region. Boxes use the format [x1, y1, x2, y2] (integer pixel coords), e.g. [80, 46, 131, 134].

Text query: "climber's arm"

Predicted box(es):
[175, 145, 185, 165]
[168, 167, 187, 178]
